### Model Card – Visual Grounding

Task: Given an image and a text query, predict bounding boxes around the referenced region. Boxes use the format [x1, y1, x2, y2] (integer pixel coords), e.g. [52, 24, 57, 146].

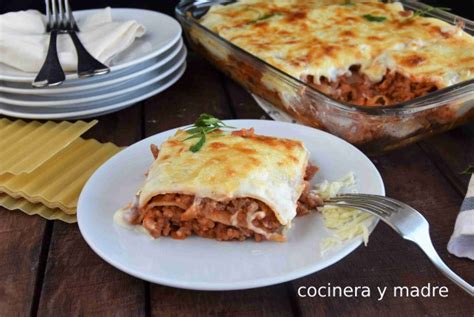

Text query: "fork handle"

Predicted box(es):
[67, 31, 110, 78]
[416, 238, 474, 296]
[33, 30, 65, 87]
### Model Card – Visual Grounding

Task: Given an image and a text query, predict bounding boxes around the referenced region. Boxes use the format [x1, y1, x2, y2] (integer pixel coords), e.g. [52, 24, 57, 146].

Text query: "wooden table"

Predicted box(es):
[1, 53, 473, 316]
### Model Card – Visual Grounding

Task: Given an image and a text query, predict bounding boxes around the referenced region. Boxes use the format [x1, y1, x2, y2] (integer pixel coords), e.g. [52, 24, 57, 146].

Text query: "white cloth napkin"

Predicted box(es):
[448, 175, 474, 260]
[0, 7, 146, 72]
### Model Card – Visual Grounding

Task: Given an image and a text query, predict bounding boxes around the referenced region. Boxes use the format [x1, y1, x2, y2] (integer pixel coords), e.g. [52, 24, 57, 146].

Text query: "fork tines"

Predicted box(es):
[45, 0, 58, 32]
[57, 0, 79, 31]
[325, 194, 400, 217]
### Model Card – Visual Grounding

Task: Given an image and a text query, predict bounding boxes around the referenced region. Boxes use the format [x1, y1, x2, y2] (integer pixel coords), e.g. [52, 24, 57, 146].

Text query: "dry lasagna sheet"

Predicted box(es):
[200, 0, 474, 105]
[0, 119, 97, 174]
[0, 193, 77, 223]
[0, 119, 125, 222]
[0, 138, 123, 214]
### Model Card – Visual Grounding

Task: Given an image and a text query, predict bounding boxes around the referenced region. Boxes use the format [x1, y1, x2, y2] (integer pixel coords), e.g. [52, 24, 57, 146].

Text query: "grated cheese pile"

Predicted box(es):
[312, 172, 374, 253]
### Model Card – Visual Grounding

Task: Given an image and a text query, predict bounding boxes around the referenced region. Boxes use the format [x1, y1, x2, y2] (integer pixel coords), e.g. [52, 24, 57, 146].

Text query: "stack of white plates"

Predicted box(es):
[0, 9, 186, 120]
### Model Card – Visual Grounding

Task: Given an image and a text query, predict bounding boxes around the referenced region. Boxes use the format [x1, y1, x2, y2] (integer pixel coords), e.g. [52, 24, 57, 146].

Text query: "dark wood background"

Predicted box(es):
[1, 0, 474, 20]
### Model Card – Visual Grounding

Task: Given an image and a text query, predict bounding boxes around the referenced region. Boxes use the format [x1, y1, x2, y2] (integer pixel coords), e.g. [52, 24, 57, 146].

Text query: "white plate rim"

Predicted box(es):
[0, 39, 184, 95]
[0, 8, 182, 82]
[77, 120, 385, 291]
[0, 46, 187, 107]
[0, 62, 186, 119]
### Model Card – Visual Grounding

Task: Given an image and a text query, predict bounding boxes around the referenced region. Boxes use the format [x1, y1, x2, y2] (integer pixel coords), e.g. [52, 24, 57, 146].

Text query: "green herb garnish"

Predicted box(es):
[413, 6, 451, 18]
[461, 162, 474, 175]
[183, 114, 234, 152]
[362, 14, 387, 22]
[247, 12, 281, 24]
[343, 0, 356, 6]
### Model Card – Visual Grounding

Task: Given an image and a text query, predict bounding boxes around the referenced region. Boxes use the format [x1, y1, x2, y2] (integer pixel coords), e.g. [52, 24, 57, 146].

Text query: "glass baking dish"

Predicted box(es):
[176, 0, 474, 154]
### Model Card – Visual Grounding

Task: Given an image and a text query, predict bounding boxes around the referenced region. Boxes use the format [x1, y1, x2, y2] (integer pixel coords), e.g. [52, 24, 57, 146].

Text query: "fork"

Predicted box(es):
[325, 193, 474, 296]
[33, 0, 110, 87]
[58, 0, 110, 77]
[32, 0, 65, 87]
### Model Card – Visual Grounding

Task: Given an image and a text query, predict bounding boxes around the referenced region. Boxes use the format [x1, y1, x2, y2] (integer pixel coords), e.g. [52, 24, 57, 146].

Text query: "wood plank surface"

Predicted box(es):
[419, 125, 474, 194]
[143, 55, 233, 134]
[143, 54, 296, 317]
[222, 76, 268, 120]
[37, 222, 147, 317]
[0, 211, 48, 315]
[149, 285, 293, 317]
[36, 106, 148, 316]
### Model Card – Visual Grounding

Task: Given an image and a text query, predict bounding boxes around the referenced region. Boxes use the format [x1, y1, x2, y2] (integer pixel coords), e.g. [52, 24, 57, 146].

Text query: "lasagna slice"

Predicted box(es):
[116, 129, 321, 241]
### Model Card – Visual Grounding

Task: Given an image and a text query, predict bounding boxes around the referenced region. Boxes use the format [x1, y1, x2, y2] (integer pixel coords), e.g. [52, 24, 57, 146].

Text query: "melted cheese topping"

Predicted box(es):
[200, 0, 474, 87]
[139, 130, 309, 225]
[314, 172, 373, 253]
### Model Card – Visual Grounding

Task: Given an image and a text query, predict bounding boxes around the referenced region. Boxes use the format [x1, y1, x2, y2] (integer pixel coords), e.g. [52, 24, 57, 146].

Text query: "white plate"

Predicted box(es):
[1, 62, 186, 119]
[0, 8, 182, 82]
[78, 120, 384, 290]
[0, 45, 187, 106]
[0, 39, 184, 95]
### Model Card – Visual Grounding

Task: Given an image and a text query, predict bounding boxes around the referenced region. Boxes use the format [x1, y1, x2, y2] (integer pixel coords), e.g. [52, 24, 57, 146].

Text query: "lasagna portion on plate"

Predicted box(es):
[115, 128, 322, 242]
[199, 0, 474, 106]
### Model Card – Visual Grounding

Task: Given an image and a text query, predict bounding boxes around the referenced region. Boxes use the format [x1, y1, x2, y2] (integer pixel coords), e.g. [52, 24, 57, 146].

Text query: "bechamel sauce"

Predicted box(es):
[113, 206, 152, 237]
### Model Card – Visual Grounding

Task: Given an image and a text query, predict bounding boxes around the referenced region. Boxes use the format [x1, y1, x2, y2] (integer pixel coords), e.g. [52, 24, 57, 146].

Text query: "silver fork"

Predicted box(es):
[32, 0, 65, 87]
[325, 193, 474, 296]
[58, 0, 110, 77]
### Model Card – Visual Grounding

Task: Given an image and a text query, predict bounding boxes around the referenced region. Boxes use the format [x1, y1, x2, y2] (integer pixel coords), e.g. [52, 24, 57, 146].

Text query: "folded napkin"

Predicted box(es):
[0, 7, 145, 72]
[448, 174, 474, 260]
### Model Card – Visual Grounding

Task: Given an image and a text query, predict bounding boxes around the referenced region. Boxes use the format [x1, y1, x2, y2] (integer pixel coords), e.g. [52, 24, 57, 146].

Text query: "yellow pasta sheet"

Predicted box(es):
[0, 193, 76, 223]
[0, 138, 122, 214]
[0, 118, 97, 174]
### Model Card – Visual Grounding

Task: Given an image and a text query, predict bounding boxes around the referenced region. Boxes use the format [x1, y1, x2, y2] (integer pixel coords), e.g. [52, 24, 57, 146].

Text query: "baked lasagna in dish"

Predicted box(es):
[199, 0, 474, 106]
[115, 128, 321, 241]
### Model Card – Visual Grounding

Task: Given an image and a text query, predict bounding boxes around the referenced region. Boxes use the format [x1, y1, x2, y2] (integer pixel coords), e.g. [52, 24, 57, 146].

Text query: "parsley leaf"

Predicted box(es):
[248, 12, 281, 24]
[343, 0, 356, 6]
[461, 162, 474, 175]
[183, 114, 234, 152]
[189, 133, 206, 153]
[362, 14, 386, 22]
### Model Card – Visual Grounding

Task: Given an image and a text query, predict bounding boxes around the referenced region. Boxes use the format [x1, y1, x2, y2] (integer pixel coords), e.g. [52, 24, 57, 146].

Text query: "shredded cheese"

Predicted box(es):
[314, 172, 355, 200]
[314, 173, 374, 253]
